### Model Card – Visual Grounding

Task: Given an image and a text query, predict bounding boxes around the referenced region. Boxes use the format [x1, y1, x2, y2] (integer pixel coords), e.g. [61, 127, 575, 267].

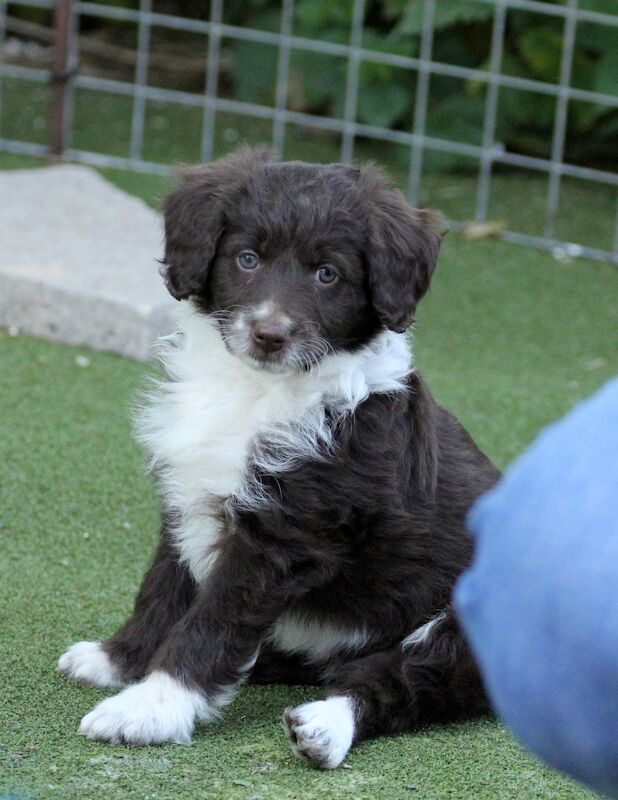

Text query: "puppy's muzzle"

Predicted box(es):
[250, 319, 292, 355]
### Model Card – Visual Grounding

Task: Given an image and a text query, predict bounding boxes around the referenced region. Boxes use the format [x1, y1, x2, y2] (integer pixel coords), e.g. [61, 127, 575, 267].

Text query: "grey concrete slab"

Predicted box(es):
[0, 164, 176, 360]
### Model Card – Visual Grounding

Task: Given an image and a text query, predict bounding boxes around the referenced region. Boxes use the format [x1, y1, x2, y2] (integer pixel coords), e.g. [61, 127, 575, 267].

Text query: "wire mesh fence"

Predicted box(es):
[1, 0, 617, 265]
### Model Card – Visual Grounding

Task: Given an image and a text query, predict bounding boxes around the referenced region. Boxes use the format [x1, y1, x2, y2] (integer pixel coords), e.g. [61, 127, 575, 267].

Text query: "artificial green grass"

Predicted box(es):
[1, 155, 617, 799]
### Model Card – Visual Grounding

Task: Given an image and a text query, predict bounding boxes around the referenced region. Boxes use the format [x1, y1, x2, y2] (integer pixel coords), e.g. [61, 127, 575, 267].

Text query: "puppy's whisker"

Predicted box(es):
[315, 337, 335, 357]
[293, 337, 332, 370]
[297, 320, 321, 338]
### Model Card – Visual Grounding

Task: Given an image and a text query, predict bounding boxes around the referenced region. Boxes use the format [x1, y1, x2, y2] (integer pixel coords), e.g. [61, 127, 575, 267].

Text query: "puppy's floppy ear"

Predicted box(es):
[161, 147, 274, 300]
[359, 165, 445, 333]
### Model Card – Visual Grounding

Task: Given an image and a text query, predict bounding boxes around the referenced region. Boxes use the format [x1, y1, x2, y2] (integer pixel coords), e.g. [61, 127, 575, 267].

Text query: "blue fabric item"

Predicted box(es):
[455, 377, 618, 797]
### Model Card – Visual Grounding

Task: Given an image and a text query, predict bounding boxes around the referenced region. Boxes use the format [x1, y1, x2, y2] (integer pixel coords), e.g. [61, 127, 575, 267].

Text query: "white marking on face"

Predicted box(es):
[232, 313, 247, 333]
[57, 641, 126, 688]
[228, 302, 296, 369]
[284, 696, 356, 769]
[252, 300, 277, 320]
[249, 300, 295, 332]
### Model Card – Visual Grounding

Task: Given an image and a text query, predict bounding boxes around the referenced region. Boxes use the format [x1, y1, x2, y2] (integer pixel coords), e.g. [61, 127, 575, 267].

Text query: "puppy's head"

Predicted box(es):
[162, 147, 442, 372]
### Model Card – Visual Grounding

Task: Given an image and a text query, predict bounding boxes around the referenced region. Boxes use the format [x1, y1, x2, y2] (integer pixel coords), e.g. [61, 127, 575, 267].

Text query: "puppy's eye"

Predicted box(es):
[315, 265, 338, 285]
[237, 250, 259, 270]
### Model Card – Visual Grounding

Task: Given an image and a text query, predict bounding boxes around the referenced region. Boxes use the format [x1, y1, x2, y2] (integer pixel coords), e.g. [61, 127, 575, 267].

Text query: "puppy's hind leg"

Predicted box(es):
[58, 517, 196, 687]
[283, 607, 489, 768]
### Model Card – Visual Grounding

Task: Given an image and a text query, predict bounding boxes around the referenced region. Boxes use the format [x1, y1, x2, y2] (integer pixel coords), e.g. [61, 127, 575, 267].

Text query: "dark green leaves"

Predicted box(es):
[225, 0, 618, 171]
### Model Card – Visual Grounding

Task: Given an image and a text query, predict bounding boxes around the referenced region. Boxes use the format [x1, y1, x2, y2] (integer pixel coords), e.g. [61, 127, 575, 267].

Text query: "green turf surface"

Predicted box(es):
[1, 155, 617, 799]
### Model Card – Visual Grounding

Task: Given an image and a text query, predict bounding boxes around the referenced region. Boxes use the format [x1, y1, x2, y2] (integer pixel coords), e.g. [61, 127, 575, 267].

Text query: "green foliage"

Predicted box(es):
[595, 51, 618, 97]
[395, 0, 493, 36]
[226, 0, 618, 171]
[13, 0, 617, 171]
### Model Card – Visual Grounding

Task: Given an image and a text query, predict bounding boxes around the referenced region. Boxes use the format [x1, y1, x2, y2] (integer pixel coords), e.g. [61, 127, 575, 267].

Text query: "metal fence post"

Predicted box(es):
[50, 0, 74, 157]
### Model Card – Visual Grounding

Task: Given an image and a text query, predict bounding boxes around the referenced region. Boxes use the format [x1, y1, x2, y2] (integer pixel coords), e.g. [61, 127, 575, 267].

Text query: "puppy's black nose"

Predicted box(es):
[251, 321, 289, 353]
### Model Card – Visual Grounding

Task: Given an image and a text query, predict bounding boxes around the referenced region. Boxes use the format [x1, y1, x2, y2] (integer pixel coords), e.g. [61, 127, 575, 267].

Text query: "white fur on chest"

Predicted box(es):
[135, 301, 411, 584]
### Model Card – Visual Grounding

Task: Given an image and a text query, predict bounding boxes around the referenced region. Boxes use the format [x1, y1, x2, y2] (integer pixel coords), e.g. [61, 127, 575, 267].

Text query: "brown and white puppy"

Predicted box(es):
[58, 148, 498, 768]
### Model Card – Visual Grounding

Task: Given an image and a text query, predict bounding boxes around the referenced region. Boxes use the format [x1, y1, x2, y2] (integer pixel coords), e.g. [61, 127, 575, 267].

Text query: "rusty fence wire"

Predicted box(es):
[1, 0, 617, 265]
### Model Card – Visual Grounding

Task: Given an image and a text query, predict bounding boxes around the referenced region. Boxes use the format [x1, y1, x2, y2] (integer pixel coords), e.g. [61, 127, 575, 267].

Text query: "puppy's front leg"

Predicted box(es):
[78, 520, 327, 745]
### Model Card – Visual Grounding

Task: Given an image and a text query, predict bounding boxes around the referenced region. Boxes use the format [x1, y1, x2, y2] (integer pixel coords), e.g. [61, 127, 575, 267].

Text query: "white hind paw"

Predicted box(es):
[283, 696, 355, 769]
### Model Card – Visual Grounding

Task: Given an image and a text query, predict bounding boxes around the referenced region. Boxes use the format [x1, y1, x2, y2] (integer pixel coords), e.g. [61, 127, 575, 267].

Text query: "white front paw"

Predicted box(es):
[57, 641, 125, 688]
[283, 696, 356, 769]
[78, 671, 209, 745]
